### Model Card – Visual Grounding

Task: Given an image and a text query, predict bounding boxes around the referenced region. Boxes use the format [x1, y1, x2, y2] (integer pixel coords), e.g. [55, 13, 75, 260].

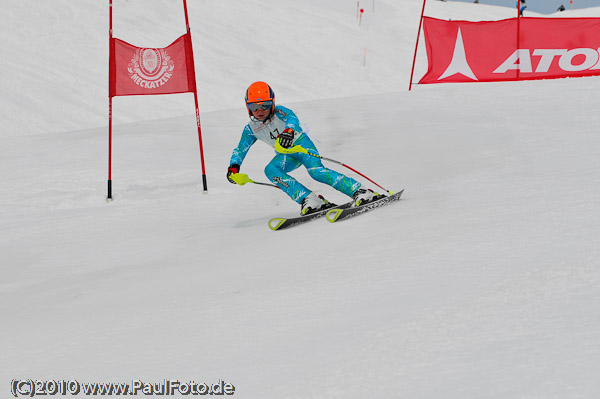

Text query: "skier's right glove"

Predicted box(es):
[227, 164, 240, 184]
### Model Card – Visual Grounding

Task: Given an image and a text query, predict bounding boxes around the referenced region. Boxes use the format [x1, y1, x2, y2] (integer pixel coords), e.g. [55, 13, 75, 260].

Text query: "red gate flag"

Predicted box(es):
[107, 0, 208, 200]
[109, 33, 196, 97]
[419, 17, 600, 84]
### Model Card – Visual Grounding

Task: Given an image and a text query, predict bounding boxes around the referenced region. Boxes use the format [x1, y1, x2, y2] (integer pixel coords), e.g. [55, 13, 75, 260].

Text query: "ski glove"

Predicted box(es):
[277, 128, 295, 148]
[227, 164, 240, 184]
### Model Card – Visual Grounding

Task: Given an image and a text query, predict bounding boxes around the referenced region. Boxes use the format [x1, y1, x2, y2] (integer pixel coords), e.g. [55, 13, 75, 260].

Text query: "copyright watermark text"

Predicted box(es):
[10, 379, 235, 397]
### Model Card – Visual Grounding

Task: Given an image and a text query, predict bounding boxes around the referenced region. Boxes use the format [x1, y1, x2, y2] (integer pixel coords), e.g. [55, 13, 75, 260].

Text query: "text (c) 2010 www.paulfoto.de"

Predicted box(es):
[10, 379, 236, 397]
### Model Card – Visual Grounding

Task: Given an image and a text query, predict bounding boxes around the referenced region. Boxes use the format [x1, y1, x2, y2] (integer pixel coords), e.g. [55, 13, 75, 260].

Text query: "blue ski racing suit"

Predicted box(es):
[229, 105, 361, 204]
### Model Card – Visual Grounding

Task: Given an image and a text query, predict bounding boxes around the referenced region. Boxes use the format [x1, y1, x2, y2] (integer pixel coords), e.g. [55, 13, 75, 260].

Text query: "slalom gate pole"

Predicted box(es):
[516, 5, 521, 81]
[409, 0, 427, 91]
[275, 141, 392, 195]
[107, 0, 113, 201]
[108, 96, 113, 200]
[183, 0, 208, 193]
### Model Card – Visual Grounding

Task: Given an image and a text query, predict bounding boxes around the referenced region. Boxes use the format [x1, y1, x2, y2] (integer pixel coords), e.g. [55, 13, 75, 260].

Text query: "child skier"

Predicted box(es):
[227, 81, 375, 215]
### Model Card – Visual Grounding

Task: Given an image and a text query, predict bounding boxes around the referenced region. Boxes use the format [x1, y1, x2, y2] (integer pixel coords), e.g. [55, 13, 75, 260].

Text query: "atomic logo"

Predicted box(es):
[438, 28, 478, 81]
[494, 48, 600, 73]
[127, 48, 175, 89]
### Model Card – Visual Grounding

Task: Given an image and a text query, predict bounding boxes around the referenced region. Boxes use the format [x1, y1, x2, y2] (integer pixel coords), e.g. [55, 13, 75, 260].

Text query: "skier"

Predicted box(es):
[517, 0, 526, 16]
[227, 81, 376, 215]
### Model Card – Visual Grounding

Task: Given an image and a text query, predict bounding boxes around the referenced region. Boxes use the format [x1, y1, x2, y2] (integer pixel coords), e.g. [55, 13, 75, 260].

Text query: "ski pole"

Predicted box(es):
[230, 173, 281, 189]
[275, 140, 393, 195]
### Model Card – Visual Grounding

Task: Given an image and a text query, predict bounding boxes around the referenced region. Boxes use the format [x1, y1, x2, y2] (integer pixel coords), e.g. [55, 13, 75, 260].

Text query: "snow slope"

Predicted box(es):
[451, 0, 600, 14]
[2, 1, 600, 398]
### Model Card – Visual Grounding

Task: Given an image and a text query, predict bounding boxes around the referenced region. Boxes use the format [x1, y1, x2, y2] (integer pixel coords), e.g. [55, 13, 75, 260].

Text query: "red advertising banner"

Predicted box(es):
[419, 17, 600, 84]
[109, 33, 196, 97]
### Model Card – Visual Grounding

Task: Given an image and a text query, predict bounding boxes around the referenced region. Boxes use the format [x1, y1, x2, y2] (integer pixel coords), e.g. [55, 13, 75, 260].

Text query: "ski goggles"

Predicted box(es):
[247, 101, 273, 112]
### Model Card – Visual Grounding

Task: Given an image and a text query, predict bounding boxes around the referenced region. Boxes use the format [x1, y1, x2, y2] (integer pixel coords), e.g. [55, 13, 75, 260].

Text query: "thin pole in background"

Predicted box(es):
[517, 1, 521, 81]
[409, 0, 427, 91]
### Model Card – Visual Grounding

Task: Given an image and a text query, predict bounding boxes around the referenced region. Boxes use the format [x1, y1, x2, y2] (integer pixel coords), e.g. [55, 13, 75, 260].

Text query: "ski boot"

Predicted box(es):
[352, 188, 379, 207]
[301, 193, 332, 215]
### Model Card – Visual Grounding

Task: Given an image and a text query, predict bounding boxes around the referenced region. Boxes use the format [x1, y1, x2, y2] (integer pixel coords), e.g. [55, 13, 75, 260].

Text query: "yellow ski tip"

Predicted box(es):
[325, 208, 344, 223]
[268, 218, 286, 231]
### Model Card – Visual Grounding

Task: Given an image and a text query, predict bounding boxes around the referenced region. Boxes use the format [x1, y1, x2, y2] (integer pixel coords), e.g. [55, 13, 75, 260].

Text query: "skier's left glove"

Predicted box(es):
[277, 128, 295, 148]
[227, 164, 240, 184]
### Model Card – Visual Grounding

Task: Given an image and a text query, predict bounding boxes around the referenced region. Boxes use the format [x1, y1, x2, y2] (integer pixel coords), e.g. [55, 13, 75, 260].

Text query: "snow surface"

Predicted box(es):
[2, 0, 600, 398]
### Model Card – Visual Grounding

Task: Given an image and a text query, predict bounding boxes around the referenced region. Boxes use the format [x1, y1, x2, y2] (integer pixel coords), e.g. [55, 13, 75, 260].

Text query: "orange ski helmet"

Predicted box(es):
[245, 81, 275, 117]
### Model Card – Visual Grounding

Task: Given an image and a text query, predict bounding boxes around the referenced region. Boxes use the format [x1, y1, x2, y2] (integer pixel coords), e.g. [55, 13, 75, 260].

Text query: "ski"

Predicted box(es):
[325, 189, 405, 223]
[268, 202, 353, 231]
